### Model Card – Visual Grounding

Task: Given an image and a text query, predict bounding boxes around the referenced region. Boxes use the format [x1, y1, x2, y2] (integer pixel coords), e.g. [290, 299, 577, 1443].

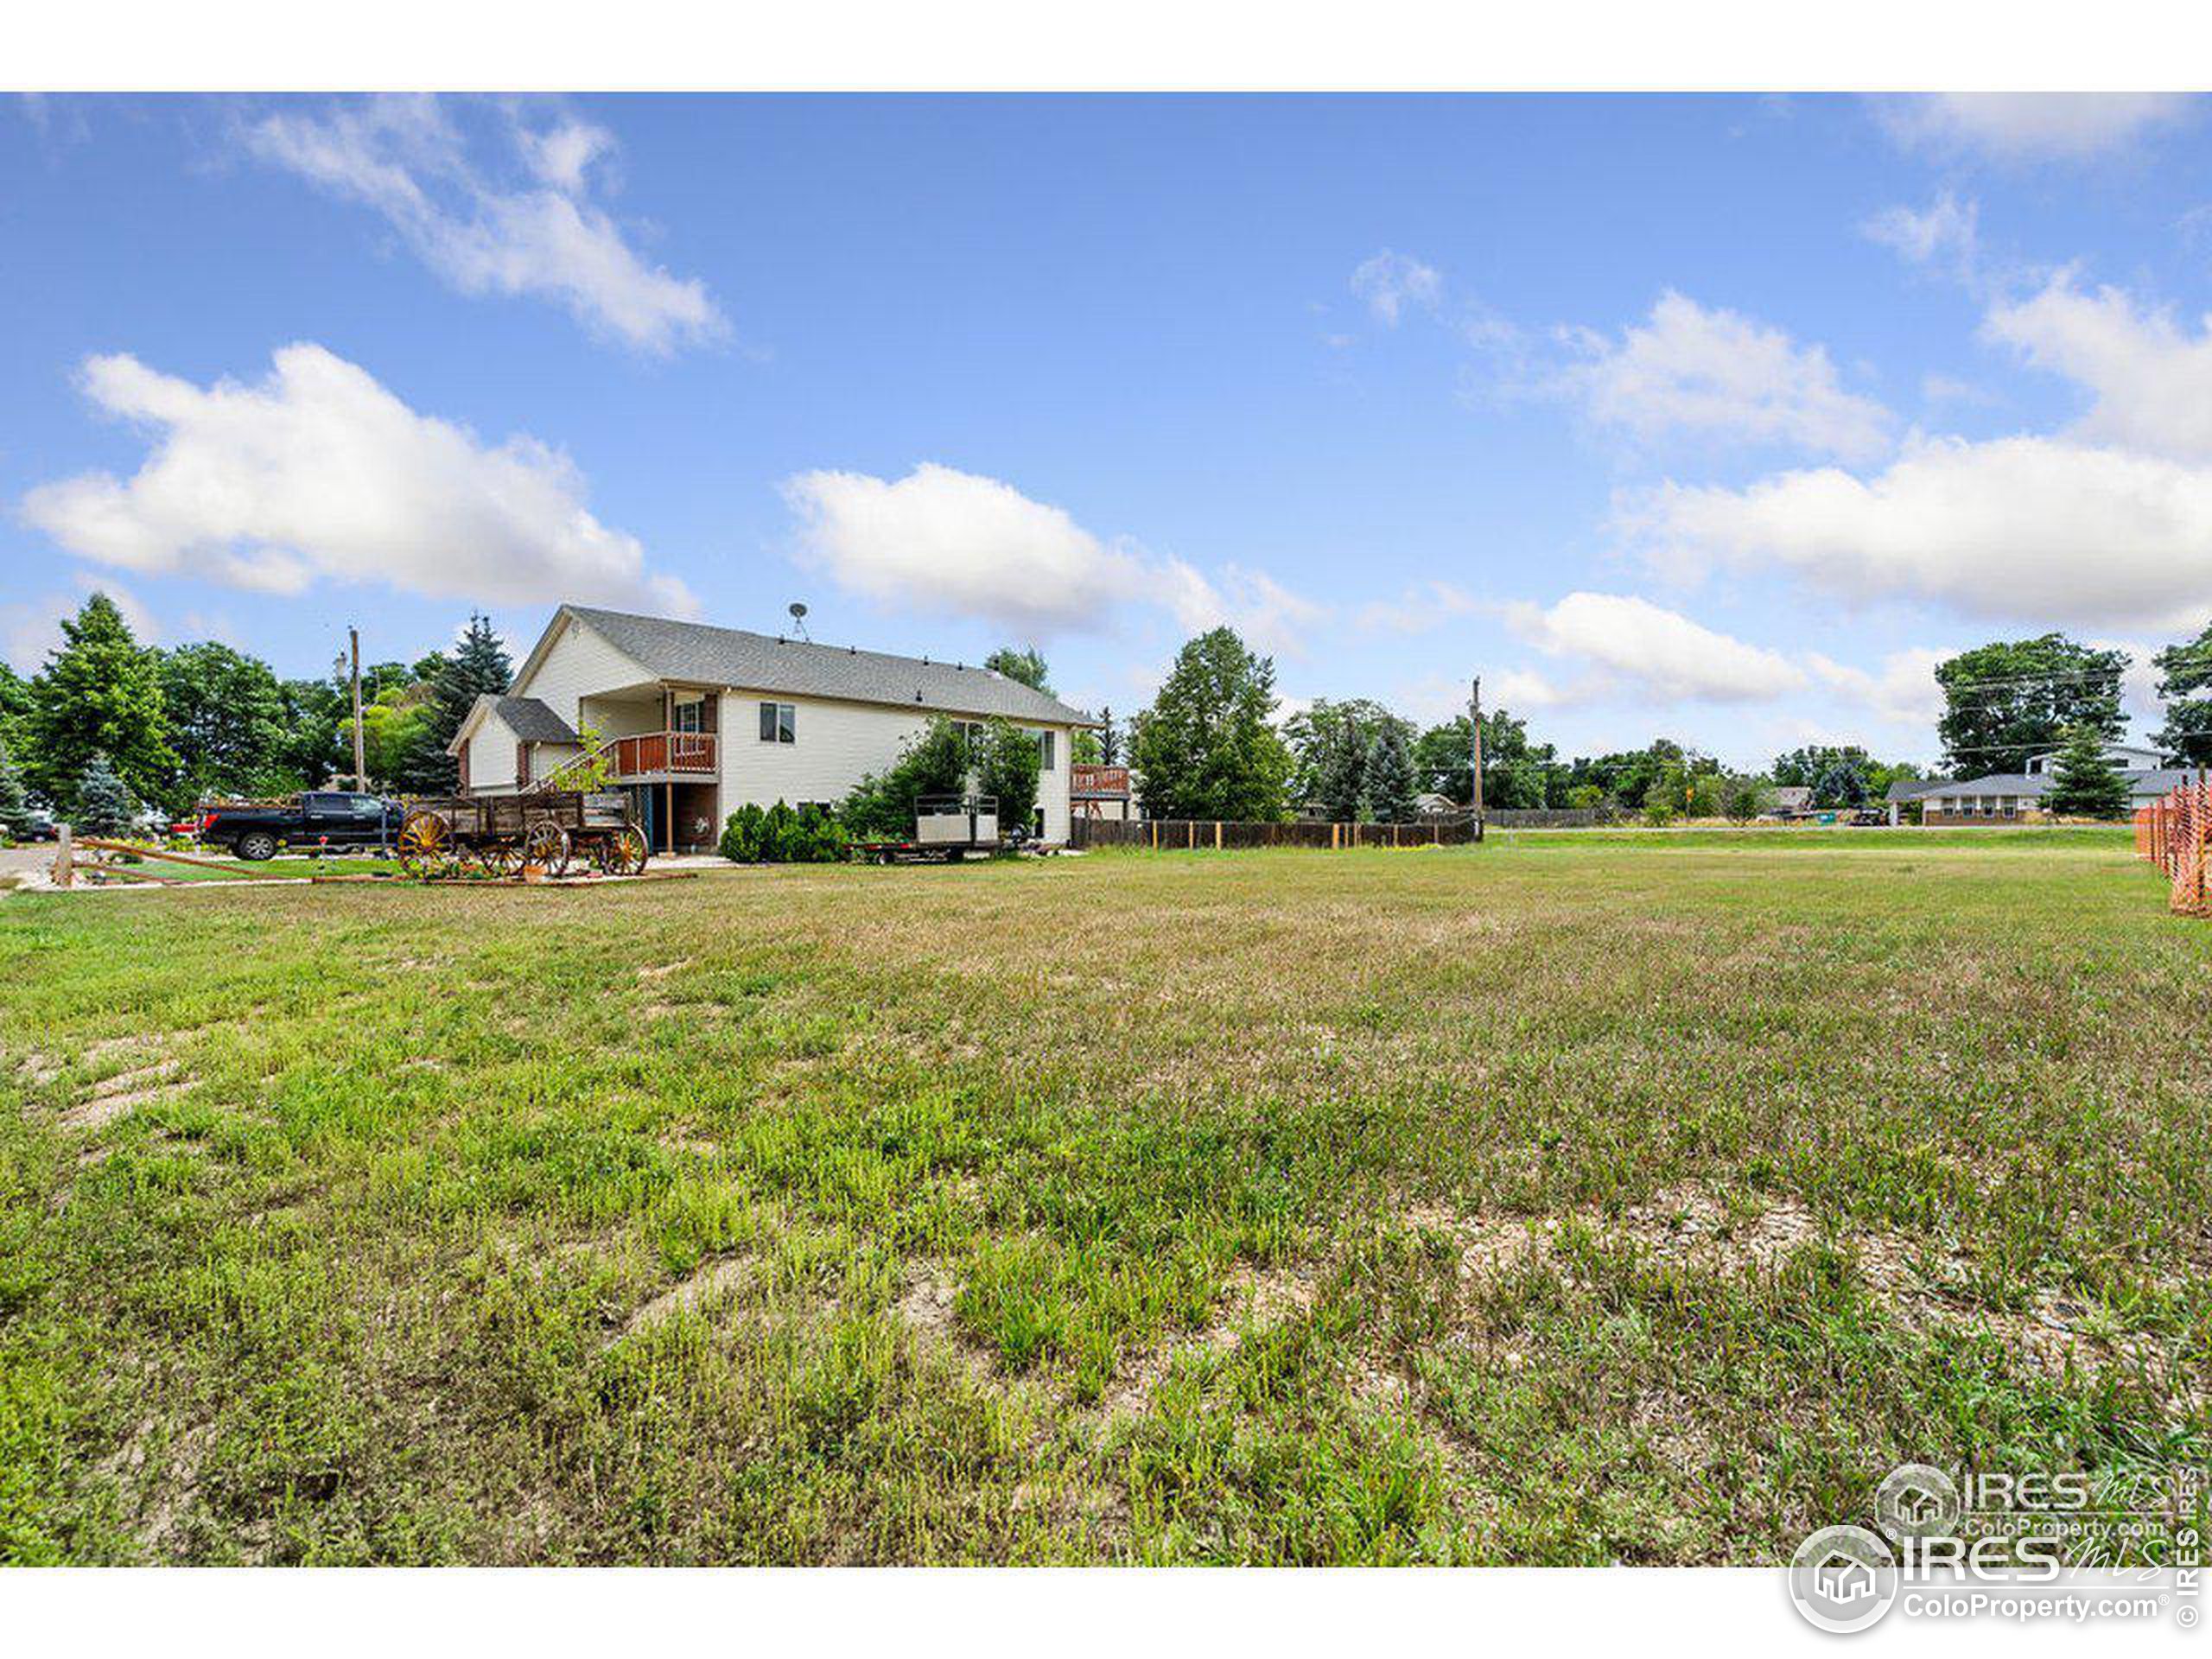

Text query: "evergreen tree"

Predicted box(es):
[1097, 708, 1121, 766]
[75, 753, 138, 836]
[1812, 760, 1870, 808]
[1313, 720, 1368, 820]
[0, 741, 31, 838]
[0, 660, 30, 758]
[24, 594, 174, 813]
[396, 613, 512, 794]
[1365, 723, 1417, 823]
[1128, 628, 1294, 822]
[2043, 725, 2132, 818]
[2152, 620, 2212, 766]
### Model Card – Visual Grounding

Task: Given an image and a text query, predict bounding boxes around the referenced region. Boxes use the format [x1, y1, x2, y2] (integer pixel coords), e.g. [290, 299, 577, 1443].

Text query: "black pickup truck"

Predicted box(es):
[189, 791, 406, 861]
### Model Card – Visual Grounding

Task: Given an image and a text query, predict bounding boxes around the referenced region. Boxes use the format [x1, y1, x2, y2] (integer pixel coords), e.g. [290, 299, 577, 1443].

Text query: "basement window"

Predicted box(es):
[759, 701, 796, 744]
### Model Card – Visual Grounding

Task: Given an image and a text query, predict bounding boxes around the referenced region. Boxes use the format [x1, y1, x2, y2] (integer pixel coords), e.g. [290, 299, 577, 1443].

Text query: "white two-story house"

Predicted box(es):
[447, 604, 1096, 852]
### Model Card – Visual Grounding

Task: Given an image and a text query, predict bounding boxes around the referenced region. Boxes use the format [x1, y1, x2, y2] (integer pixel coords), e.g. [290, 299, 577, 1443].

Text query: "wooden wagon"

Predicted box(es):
[396, 790, 649, 880]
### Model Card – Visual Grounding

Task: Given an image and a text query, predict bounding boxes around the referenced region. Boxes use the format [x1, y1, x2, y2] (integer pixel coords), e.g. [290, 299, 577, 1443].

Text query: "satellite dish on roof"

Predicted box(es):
[787, 601, 810, 641]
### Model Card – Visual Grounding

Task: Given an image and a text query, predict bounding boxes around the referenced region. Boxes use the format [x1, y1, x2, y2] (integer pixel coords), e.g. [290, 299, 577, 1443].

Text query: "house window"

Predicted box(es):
[1038, 730, 1055, 769]
[759, 701, 796, 743]
[954, 720, 985, 760]
[673, 696, 706, 734]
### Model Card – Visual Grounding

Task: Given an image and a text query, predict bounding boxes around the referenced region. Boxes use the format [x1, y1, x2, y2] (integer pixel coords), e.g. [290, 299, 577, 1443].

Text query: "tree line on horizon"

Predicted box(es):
[3, 593, 2209, 841]
[0, 593, 514, 836]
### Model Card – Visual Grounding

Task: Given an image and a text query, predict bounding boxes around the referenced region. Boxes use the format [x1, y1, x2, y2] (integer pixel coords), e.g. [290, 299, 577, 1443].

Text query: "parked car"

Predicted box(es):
[16, 810, 60, 843]
[190, 791, 406, 861]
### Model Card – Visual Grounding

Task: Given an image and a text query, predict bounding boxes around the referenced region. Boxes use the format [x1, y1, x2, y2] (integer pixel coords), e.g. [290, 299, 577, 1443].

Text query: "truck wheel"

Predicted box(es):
[237, 831, 278, 862]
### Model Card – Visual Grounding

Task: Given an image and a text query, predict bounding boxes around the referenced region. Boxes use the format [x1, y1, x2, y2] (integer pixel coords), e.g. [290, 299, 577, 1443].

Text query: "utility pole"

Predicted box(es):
[350, 626, 366, 791]
[1470, 676, 1484, 818]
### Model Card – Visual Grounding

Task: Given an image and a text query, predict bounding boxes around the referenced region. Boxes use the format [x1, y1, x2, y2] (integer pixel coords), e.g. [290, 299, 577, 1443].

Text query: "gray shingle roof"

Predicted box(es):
[1884, 778, 1936, 802]
[563, 605, 1098, 726]
[1923, 773, 2046, 797]
[495, 696, 579, 745]
[1919, 767, 2197, 800]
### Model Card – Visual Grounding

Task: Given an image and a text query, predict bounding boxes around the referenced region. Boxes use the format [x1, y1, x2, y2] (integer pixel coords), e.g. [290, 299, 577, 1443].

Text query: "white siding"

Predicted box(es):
[465, 708, 524, 795]
[717, 689, 1076, 842]
[512, 614, 657, 734]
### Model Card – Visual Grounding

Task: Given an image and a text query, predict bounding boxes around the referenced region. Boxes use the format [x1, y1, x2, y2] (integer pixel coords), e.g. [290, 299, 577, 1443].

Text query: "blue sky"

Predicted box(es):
[6, 92, 2211, 766]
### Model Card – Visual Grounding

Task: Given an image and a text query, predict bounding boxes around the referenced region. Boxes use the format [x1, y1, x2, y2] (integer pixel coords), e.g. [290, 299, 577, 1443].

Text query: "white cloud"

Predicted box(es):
[1, 575, 159, 674]
[1502, 591, 1807, 705]
[1628, 434, 2212, 632]
[1862, 191, 1980, 282]
[1557, 292, 1893, 462]
[780, 462, 1324, 656]
[1872, 93, 2196, 162]
[245, 96, 725, 356]
[1805, 646, 1953, 728]
[1356, 580, 1485, 633]
[1351, 251, 1442, 326]
[1984, 276, 2212, 460]
[22, 345, 694, 614]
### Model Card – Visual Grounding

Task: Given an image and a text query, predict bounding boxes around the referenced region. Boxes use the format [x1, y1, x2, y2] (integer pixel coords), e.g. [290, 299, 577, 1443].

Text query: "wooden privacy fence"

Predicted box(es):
[1069, 816, 1481, 851]
[2134, 778, 2212, 916]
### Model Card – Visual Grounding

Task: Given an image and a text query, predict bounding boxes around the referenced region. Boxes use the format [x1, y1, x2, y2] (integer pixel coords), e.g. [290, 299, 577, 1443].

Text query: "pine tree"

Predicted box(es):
[24, 593, 175, 813]
[1097, 708, 1121, 766]
[0, 741, 30, 839]
[396, 613, 512, 794]
[1313, 720, 1368, 821]
[2043, 724, 2131, 819]
[75, 753, 139, 836]
[1365, 724, 1417, 823]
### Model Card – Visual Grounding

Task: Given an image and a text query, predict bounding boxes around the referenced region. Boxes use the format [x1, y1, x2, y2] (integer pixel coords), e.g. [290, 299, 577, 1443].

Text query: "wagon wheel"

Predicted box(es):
[523, 818, 570, 877]
[474, 838, 522, 880]
[397, 810, 456, 879]
[594, 822, 650, 876]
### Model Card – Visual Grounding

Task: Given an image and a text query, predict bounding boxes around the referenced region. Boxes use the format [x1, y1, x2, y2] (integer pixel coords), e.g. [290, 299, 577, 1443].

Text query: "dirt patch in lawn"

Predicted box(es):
[59, 1062, 188, 1130]
[1407, 1185, 2199, 1412]
[1098, 1262, 1319, 1418]
[620, 1255, 754, 1338]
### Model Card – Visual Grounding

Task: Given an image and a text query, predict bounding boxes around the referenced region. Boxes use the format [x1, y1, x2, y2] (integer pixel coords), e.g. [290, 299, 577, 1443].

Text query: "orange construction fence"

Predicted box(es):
[2134, 779, 2212, 917]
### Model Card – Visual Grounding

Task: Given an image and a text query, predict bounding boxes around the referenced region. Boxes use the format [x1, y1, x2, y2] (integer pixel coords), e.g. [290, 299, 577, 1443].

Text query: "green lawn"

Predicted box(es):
[1, 828, 2204, 1564]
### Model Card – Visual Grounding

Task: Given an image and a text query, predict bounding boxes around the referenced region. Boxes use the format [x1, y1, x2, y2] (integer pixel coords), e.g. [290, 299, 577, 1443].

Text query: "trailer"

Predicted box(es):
[395, 790, 648, 880]
[855, 795, 1004, 864]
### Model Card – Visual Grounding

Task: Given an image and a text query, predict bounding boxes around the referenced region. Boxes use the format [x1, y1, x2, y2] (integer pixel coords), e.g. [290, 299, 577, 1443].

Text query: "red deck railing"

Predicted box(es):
[609, 731, 717, 778]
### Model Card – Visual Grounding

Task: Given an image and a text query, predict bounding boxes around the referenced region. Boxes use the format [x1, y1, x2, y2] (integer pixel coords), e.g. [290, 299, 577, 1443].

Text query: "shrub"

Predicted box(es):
[719, 802, 767, 862]
[721, 800, 851, 864]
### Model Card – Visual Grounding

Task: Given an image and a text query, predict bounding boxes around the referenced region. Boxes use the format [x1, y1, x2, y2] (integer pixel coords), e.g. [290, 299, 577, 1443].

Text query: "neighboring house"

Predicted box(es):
[1892, 765, 2200, 824]
[1761, 785, 1815, 819]
[450, 604, 1097, 852]
[2024, 741, 2166, 775]
[1072, 763, 1137, 823]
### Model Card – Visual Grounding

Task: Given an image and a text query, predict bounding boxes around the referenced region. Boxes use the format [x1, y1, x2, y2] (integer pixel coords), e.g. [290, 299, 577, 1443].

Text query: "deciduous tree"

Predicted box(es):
[1936, 635, 2125, 777]
[1128, 628, 1293, 822]
[984, 646, 1051, 693]
[2152, 620, 2212, 766]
